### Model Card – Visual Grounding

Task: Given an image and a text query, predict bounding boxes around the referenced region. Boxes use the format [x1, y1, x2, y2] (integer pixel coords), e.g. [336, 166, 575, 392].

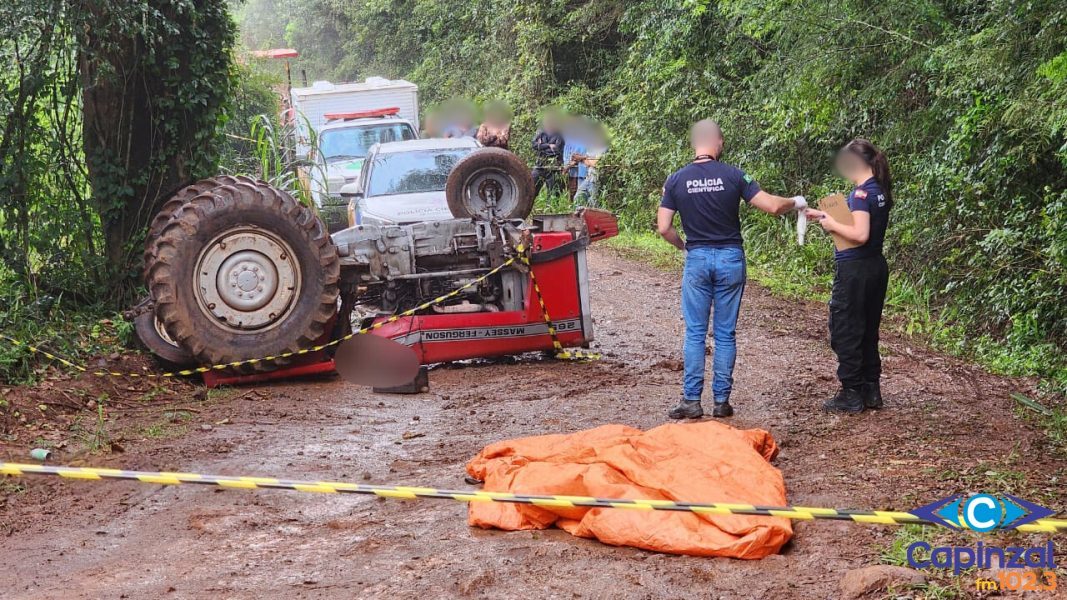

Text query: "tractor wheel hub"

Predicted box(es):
[196, 228, 299, 331]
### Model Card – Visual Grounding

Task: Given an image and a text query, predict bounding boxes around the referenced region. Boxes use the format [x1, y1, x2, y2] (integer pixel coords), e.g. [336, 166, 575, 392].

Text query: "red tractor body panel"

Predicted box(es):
[369, 231, 591, 363]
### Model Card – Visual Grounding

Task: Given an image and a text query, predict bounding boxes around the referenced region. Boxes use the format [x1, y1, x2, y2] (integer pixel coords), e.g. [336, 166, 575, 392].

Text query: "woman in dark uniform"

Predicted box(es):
[805, 139, 893, 413]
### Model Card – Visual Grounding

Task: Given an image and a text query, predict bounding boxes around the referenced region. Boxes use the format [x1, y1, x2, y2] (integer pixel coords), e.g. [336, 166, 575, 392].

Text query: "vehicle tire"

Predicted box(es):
[446, 148, 535, 221]
[142, 175, 260, 278]
[145, 181, 340, 373]
[130, 296, 197, 368]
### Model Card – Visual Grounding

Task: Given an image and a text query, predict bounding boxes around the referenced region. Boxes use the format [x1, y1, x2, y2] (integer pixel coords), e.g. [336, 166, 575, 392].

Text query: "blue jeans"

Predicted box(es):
[574, 169, 600, 207]
[681, 246, 747, 403]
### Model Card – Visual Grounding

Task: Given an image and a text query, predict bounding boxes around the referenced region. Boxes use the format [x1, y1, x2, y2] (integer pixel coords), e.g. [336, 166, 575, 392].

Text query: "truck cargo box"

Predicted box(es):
[291, 77, 420, 157]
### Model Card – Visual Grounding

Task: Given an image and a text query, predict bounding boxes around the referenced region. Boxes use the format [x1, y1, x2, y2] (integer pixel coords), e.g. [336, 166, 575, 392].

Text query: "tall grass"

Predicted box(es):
[246, 113, 324, 209]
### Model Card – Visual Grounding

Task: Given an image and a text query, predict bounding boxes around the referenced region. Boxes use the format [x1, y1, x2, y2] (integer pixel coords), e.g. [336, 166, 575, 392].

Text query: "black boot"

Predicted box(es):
[862, 382, 883, 409]
[823, 387, 864, 413]
[712, 402, 734, 418]
[668, 399, 704, 419]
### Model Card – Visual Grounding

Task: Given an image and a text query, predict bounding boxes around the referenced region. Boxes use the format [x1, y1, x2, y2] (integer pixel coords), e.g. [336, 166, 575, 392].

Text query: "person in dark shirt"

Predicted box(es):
[804, 138, 893, 412]
[658, 119, 807, 419]
[531, 112, 565, 197]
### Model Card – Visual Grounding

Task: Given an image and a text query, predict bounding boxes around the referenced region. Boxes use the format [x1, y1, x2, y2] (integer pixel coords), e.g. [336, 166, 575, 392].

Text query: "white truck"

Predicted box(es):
[291, 78, 420, 231]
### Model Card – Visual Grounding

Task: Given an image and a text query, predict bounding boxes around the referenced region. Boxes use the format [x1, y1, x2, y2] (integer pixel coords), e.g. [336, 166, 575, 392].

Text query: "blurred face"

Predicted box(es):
[690, 121, 723, 157]
[561, 116, 582, 140]
[835, 149, 867, 180]
[441, 99, 476, 129]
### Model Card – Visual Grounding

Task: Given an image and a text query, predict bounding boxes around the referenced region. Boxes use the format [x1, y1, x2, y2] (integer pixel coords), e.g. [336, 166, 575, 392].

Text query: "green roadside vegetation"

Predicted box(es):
[607, 225, 1066, 390]
[0, 261, 132, 385]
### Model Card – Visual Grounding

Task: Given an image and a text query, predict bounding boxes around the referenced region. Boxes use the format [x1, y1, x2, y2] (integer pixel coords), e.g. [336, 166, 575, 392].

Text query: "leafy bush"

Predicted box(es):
[0, 0, 238, 304]
[0, 264, 130, 385]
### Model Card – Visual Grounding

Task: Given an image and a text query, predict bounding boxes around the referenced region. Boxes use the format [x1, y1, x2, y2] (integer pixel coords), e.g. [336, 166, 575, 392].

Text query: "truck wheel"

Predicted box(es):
[130, 296, 196, 368]
[146, 181, 340, 372]
[446, 148, 534, 221]
[143, 175, 259, 277]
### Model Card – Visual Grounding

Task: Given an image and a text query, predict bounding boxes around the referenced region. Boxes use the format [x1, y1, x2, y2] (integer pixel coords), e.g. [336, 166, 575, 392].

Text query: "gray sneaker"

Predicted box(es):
[668, 399, 704, 419]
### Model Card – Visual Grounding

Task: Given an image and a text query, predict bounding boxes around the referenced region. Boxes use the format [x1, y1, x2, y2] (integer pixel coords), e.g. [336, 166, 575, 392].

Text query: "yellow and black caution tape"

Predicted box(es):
[1, 254, 519, 378]
[1, 240, 600, 376]
[3, 462, 1064, 532]
[522, 254, 600, 362]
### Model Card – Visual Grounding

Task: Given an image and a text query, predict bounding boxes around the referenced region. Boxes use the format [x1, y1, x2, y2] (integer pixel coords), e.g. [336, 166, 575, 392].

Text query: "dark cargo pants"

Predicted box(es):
[829, 254, 889, 389]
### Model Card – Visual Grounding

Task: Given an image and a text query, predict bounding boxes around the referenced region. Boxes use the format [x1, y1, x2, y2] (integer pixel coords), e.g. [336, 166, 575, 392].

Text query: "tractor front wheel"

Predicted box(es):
[130, 296, 196, 368]
[446, 148, 535, 221]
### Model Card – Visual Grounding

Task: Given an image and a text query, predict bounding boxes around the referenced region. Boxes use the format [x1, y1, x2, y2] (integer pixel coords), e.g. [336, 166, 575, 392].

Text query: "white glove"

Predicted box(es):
[791, 196, 807, 211]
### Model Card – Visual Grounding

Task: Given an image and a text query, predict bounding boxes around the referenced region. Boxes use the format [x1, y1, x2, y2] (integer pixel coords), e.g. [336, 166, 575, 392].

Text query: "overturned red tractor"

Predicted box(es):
[134, 149, 618, 382]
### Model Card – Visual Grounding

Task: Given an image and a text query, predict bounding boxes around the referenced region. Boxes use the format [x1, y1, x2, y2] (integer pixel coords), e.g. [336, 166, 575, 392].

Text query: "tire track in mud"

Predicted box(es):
[1, 249, 1064, 599]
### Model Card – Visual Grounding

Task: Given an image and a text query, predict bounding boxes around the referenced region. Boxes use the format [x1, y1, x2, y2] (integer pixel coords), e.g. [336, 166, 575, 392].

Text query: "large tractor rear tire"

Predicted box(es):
[446, 148, 535, 221]
[145, 181, 340, 372]
[142, 175, 260, 277]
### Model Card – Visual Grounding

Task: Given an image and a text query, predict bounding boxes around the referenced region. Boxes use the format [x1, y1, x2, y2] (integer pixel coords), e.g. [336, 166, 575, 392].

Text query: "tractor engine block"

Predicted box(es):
[331, 219, 527, 314]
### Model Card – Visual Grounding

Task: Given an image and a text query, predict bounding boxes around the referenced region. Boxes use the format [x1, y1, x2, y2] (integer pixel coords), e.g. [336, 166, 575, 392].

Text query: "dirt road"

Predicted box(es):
[1, 249, 1064, 599]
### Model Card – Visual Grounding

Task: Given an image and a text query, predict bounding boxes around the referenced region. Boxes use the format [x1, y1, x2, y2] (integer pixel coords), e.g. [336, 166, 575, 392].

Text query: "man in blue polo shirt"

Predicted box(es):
[658, 119, 806, 419]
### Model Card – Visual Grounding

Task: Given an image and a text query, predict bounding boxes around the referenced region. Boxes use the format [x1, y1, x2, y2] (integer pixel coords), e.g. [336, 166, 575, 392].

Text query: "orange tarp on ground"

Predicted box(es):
[466, 421, 792, 558]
